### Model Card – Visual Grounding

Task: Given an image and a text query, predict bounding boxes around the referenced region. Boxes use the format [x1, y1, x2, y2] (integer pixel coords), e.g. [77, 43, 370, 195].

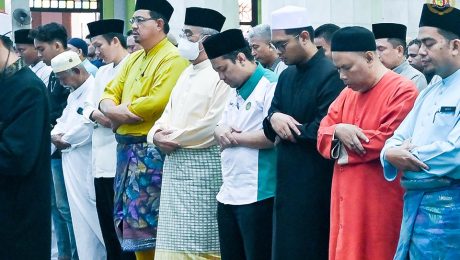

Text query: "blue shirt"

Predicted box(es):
[381, 69, 460, 181]
[82, 58, 98, 77]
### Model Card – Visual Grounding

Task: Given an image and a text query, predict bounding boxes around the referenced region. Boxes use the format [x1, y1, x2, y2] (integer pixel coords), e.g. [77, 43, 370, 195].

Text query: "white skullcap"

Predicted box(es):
[51, 51, 82, 73]
[271, 5, 311, 30]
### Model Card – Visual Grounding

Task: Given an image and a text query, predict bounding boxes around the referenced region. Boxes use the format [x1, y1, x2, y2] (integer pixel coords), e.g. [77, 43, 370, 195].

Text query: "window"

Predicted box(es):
[30, 0, 101, 12]
[239, 0, 258, 33]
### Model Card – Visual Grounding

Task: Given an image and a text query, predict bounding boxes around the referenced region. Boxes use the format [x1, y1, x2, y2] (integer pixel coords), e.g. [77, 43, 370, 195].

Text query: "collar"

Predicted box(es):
[192, 59, 211, 71]
[1, 58, 25, 79]
[31, 60, 46, 70]
[82, 58, 91, 66]
[393, 60, 409, 74]
[71, 76, 92, 97]
[144, 37, 169, 57]
[296, 48, 325, 71]
[114, 54, 129, 69]
[269, 58, 282, 72]
[237, 63, 265, 101]
[442, 68, 460, 87]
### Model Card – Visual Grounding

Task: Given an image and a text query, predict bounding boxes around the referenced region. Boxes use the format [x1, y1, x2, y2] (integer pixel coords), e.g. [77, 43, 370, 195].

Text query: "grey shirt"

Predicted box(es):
[393, 60, 427, 91]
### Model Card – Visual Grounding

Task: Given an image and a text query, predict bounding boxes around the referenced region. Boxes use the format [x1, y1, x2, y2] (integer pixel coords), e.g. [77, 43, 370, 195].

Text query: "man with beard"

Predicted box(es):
[99, 0, 188, 258]
[381, 4, 460, 259]
[51, 51, 105, 259]
[30, 23, 77, 260]
[263, 5, 344, 259]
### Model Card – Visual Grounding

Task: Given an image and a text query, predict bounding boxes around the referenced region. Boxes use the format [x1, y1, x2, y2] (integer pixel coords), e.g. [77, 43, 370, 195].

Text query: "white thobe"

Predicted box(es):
[30, 61, 52, 86]
[51, 76, 106, 260]
[83, 56, 128, 178]
[148, 59, 230, 148]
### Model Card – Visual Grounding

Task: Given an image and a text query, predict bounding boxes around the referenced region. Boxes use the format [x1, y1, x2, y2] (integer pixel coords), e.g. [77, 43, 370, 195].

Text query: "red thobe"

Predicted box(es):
[317, 71, 418, 260]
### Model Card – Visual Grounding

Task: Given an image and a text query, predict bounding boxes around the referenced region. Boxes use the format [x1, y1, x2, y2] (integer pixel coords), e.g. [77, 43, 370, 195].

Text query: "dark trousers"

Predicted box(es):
[94, 177, 135, 260]
[217, 197, 274, 260]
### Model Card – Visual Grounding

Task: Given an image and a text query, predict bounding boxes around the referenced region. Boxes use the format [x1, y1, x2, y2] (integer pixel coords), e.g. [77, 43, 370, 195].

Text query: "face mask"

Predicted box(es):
[178, 38, 200, 61]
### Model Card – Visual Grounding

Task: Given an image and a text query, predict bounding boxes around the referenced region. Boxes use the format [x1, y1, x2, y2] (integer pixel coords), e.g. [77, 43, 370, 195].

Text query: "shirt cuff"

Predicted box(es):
[381, 149, 399, 181]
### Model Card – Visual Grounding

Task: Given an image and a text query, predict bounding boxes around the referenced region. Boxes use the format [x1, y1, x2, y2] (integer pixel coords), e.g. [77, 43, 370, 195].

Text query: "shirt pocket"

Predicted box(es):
[433, 110, 458, 127]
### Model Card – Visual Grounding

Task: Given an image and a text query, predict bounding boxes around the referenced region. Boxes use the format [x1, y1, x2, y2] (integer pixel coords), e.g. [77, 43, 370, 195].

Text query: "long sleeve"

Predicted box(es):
[52, 92, 93, 149]
[147, 94, 172, 143]
[344, 86, 417, 165]
[380, 106, 418, 181]
[0, 88, 48, 176]
[317, 89, 346, 159]
[263, 74, 284, 142]
[410, 119, 460, 177]
[295, 71, 344, 145]
[48, 74, 70, 126]
[82, 82, 97, 121]
[100, 60, 128, 106]
[61, 117, 93, 148]
[128, 57, 189, 122]
[166, 81, 230, 147]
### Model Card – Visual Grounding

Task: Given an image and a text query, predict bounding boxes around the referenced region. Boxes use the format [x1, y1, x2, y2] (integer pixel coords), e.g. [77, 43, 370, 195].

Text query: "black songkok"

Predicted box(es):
[135, 0, 174, 21]
[331, 26, 377, 52]
[184, 7, 226, 32]
[203, 29, 248, 59]
[419, 3, 460, 37]
[372, 23, 407, 40]
[14, 29, 34, 44]
[87, 19, 124, 38]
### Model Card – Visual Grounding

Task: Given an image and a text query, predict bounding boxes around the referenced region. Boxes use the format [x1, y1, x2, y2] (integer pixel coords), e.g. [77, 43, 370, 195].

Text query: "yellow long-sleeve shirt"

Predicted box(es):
[101, 37, 189, 136]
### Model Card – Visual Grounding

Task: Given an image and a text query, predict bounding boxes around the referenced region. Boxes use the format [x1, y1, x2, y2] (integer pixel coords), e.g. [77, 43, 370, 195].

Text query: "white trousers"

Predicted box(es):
[62, 145, 106, 260]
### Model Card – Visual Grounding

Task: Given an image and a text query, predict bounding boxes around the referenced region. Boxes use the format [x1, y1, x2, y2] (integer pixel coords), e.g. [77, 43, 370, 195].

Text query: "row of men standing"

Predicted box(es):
[1, 1, 459, 260]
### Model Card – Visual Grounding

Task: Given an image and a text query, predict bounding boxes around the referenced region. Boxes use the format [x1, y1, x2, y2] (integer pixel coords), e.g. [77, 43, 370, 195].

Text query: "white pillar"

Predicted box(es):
[114, 0, 126, 21]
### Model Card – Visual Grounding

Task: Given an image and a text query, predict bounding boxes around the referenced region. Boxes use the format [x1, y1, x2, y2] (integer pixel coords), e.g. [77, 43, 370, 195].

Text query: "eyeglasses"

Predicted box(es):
[271, 34, 300, 51]
[129, 16, 155, 25]
[179, 29, 194, 40]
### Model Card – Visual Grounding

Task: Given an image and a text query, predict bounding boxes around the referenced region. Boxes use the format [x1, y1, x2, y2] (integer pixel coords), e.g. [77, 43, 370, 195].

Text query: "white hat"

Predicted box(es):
[51, 51, 82, 73]
[271, 6, 311, 30]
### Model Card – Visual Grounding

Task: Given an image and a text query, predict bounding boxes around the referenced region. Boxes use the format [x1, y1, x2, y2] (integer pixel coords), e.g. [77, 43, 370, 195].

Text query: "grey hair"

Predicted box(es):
[248, 24, 271, 43]
[200, 27, 219, 36]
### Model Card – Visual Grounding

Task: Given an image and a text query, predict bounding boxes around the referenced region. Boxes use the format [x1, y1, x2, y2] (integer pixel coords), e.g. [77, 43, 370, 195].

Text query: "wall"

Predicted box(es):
[260, 0, 457, 39]
[104, 0, 240, 37]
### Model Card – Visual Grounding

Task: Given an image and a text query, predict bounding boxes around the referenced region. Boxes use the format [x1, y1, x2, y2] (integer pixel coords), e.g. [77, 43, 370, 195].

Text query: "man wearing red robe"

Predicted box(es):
[317, 26, 418, 260]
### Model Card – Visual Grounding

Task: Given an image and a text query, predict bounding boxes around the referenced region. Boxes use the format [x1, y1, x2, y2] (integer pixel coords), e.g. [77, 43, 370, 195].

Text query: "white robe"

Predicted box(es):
[83, 56, 128, 178]
[51, 76, 106, 260]
[30, 61, 52, 86]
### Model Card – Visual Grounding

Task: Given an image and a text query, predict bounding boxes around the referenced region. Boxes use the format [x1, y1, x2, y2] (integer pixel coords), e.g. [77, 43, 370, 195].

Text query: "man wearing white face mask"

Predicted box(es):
[148, 7, 230, 259]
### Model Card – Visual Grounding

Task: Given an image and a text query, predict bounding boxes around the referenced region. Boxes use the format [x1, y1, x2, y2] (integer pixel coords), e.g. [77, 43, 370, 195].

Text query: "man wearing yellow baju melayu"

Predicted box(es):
[99, 0, 188, 258]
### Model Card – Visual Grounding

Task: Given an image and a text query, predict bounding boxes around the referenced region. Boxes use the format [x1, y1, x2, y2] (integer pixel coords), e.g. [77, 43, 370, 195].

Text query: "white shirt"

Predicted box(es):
[83, 56, 128, 178]
[272, 59, 288, 76]
[217, 64, 278, 205]
[51, 76, 94, 152]
[148, 59, 230, 148]
[30, 61, 52, 87]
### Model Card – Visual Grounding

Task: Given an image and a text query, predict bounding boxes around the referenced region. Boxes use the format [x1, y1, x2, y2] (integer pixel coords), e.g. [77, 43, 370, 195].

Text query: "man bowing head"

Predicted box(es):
[317, 26, 418, 260]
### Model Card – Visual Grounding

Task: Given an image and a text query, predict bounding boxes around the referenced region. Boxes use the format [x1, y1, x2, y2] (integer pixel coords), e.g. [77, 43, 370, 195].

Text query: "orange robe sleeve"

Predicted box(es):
[318, 83, 418, 165]
[317, 88, 347, 159]
[346, 85, 418, 164]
